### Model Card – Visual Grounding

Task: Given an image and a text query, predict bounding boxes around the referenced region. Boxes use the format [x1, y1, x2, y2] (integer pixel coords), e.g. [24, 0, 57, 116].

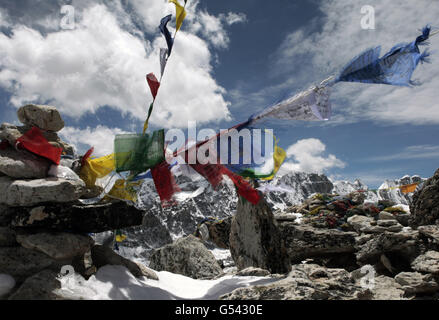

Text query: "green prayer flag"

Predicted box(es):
[114, 130, 165, 174]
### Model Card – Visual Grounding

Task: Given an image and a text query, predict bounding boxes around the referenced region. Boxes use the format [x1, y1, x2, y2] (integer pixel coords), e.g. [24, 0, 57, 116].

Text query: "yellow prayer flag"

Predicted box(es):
[79, 153, 115, 188]
[261, 136, 287, 181]
[105, 179, 141, 202]
[400, 183, 419, 194]
[169, 0, 187, 31]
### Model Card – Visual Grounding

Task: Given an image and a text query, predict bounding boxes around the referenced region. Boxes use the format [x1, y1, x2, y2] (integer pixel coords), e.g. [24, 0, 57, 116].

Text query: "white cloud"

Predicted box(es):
[281, 138, 345, 174]
[0, 8, 11, 28]
[0, 3, 231, 128]
[59, 125, 128, 157]
[272, 0, 439, 125]
[220, 12, 247, 26]
[367, 144, 439, 161]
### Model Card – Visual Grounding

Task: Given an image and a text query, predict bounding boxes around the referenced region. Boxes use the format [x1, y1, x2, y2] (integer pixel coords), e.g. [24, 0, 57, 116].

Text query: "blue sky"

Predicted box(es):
[0, 0, 438, 188]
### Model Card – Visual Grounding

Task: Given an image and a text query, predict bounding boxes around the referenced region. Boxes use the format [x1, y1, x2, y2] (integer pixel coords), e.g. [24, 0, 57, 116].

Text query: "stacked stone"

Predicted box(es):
[0, 105, 155, 300]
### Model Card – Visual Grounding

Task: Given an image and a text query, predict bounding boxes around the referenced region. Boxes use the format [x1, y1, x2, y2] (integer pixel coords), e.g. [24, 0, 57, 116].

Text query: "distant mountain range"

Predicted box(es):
[114, 169, 426, 264]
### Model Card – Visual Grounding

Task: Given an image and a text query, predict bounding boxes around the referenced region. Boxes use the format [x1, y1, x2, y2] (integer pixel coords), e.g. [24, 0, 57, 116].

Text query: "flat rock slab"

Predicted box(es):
[0, 247, 56, 282]
[9, 201, 145, 233]
[16, 232, 94, 261]
[411, 251, 439, 274]
[0, 176, 85, 206]
[149, 235, 223, 280]
[395, 272, 439, 294]
[17, 104, 64, 132]
[0, 123, 74, 156]
[0, 147, 50, 179]
[278, 223, 357, 262]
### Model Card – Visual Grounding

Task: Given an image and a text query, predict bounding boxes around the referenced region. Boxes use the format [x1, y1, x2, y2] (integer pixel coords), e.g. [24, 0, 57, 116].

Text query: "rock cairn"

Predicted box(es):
[0, 105, 156, 300]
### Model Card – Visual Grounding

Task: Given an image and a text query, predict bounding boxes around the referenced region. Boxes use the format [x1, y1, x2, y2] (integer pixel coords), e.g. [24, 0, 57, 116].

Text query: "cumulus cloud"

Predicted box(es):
[272, 0, 439, 125]
[59, 125, 128, 157]
[0, 2, 233, 129]
[281, 138, 346, 174]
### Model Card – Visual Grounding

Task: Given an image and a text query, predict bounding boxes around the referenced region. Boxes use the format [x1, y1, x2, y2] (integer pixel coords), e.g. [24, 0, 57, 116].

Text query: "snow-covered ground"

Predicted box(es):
[55, 265, 276, 300]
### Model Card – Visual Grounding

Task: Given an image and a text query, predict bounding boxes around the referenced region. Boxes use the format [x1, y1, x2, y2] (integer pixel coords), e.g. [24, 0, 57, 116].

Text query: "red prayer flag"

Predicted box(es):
[147, 73, 160, 99]
[16, 127, 62, 165]
[151, 161, 181, 207]
[81, 147, 94, 166]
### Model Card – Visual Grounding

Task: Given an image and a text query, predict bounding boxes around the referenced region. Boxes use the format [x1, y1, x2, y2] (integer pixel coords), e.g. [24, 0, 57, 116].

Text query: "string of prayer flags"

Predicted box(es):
[115, 229, 127, 243]
[169, 0, 187, 31]
[335, 25, 432, 86]
[159, 14, 174, 56]
[114, 130, 165, 175]
[147, 73, 160, 99]
[16, 127, 62, 165]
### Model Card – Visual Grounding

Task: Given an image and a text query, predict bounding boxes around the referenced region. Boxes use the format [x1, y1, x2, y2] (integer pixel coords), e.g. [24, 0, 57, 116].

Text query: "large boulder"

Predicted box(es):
[221, 264, 367, 300]
[0, 247, 57, 282]
[394, 272, 439, 295]
[411, 251, 439, 274]
[17, 104, 64, 132]
[149, 235, 223, 279]
[8, 201, 145, 233]
[8, 270, 63, 300]
[278, 223, 357, 263]
[91, 245, 158, 280]
[230, 196, 291, 274]
[0, 176, 86, 206]
[409, 168, 439, 227]
[16, 232, 94, 261]
[0, 147, 51, 179]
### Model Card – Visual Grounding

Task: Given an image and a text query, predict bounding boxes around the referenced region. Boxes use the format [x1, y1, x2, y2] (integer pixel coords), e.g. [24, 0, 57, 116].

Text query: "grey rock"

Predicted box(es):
[377, 220, 399, 228]
[411, 251, 439, 274]
[230, 196, 291, 274]
[149, 235, 223, 279]
[91, 245, 158, 280]
[418, 225, 439, 243]
[368, 276, 405, 300]
[409, 168, 439, 227]
[9, 201, 145, 233]
[395, 272, 439, 294]
[8, 270, 63, 300]
[16, 232, 94, 261]
[0, 247, 56, 282]
[236, 267, 271, 277]
[395, 213, 411, 227]
[347, 215, 374, 232]
[205, 217, 232, 249]
[279, 223, 356, 263]
[17, 104, 64, 132]
[0, 227, 17, 247]
[378, 211, 397, 221]
[0, 176, 85, 206]
[0, 147, 50, 179]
